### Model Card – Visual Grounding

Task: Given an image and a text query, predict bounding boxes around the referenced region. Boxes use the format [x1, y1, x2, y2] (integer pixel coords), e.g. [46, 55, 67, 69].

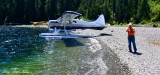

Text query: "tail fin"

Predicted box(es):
[94, 14, 105, 26]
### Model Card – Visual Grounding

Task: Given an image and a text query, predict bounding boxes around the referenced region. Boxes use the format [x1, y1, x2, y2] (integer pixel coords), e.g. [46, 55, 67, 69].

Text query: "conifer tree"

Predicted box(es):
[137, 0, 150, 23]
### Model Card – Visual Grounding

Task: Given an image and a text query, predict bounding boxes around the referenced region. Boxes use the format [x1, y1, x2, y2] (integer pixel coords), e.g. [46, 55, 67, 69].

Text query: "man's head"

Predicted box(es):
[128, 23, 132, 26]
[128, 23, 133, 29]
[128, 23, 133, 27]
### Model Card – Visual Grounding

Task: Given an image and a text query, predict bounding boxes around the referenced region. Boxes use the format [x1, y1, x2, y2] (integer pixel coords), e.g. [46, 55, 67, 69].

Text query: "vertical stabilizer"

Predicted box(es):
[94, 14, 105, 26]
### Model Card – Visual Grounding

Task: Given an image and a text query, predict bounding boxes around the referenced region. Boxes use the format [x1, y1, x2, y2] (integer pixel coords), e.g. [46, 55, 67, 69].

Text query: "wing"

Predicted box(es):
[57, 11, 81, 24]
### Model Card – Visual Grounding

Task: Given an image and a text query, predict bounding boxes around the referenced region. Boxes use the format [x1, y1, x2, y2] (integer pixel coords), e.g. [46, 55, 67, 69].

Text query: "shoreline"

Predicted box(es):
[85, 38, 131, 75]
[79, 27, 160, 75]
[98, 39, 131, 75]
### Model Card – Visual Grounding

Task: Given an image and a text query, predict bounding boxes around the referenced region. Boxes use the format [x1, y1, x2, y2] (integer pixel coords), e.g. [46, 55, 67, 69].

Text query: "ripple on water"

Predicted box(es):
[0, 26, 109, 75]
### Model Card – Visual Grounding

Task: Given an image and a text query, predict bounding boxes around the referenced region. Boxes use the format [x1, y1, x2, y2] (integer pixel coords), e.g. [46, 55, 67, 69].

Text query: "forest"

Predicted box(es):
[0, 0, 160, 25]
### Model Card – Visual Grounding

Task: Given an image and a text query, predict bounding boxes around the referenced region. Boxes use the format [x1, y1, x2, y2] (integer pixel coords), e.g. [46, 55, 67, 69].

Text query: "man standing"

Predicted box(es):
[126, 23, 137, 53]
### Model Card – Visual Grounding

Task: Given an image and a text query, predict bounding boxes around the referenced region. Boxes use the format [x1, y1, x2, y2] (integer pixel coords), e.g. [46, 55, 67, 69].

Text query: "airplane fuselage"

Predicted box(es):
[49, 19, 106, 30]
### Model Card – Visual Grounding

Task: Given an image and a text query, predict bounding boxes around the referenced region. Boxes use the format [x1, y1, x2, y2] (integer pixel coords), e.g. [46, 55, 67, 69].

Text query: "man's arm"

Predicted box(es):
[126, 29, 128, 32]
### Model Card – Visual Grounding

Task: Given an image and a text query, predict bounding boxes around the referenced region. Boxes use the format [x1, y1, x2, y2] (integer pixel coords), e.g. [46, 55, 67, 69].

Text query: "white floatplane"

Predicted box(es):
[39, 11, 108, 39]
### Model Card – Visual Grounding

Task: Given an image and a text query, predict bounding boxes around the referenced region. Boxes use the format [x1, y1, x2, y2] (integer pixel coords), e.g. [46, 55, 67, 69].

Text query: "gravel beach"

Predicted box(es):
[78, 27, 160, 75]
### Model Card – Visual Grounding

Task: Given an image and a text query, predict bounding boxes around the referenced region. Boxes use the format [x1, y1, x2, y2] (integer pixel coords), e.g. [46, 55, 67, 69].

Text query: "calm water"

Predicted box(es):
[0, 26, 94, 75]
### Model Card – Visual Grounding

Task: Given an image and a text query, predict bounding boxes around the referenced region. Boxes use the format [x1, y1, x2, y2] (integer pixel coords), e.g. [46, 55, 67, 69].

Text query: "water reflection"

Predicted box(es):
[0, 26, 48, 74]
[0, 26, 88, 74]
[0, 27, 46, 60]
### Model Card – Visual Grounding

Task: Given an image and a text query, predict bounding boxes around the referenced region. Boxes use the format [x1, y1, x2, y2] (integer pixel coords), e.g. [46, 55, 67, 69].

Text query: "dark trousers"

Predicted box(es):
[128, 36, 137, 52]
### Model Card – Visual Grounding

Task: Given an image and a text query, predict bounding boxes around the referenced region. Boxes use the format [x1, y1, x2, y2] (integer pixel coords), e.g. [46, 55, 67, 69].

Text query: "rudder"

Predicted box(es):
[94, 14, 105, 26]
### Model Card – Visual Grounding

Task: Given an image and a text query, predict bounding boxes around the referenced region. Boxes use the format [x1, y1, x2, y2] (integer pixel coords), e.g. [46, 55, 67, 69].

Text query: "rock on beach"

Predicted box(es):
[78, 27, 160, 75]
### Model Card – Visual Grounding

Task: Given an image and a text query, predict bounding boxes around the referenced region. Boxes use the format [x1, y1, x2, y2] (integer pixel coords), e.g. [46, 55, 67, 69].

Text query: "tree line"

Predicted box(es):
[0, 0, 160, 25]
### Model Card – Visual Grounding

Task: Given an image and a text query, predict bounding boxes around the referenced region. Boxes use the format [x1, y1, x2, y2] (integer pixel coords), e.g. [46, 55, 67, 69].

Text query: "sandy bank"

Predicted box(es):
[78, 27, 160, 75]
[12, 25, 48, 28]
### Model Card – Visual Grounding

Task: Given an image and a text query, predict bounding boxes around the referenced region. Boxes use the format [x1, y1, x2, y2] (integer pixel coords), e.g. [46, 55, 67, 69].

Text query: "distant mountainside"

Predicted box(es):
[0, 0, 160, 25]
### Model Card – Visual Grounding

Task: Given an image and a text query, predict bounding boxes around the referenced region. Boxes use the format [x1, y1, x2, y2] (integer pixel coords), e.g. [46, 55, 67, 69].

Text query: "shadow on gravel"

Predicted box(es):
[130, 52, 142, 55]
[97, 33, 113, 37]
[133, 52, 142, 55]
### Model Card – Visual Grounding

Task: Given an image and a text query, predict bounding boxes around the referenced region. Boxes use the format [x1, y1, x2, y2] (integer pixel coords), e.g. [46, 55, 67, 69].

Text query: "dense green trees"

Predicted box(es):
[0, 0, 160, 25]
[136, 0, 150, 23]
[149, 0, 160, 22]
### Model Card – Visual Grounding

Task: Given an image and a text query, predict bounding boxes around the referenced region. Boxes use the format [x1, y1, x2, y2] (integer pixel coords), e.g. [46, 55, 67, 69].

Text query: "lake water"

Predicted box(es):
[0, 26, 108, 75]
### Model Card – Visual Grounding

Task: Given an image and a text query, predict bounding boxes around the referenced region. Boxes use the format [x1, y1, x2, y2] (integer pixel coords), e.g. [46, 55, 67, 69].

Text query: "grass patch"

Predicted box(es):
[31, 21, 48, 25]
[111, 22, 160, 27]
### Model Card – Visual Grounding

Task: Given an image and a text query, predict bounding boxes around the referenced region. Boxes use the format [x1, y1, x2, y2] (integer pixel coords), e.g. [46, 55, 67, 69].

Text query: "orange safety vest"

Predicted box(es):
[126, 28, 135, 36]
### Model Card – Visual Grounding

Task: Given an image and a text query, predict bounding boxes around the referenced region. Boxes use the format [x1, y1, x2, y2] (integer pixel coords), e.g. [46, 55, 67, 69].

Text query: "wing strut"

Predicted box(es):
[61, 15, 69, 35]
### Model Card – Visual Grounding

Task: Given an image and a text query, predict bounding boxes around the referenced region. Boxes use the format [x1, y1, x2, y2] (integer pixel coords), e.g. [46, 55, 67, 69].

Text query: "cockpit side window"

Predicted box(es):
[73, 21, 76, 23]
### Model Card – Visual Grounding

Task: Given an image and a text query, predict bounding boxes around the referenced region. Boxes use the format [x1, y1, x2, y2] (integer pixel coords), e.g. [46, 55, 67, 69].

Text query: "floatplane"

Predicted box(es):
[39, 11, 109, 39]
